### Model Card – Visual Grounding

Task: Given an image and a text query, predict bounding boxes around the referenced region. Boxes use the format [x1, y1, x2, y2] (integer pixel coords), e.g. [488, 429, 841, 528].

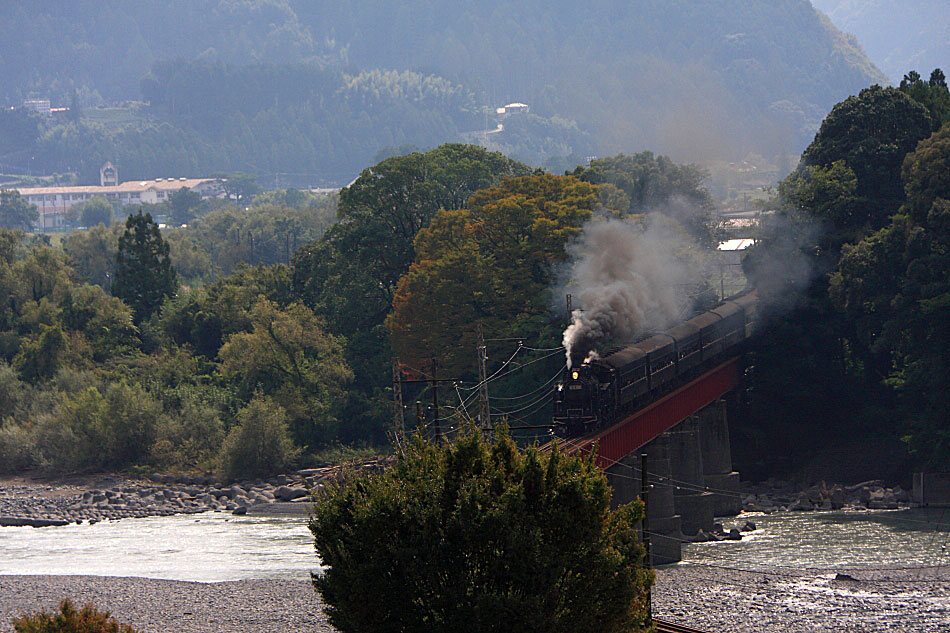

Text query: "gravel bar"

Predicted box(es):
[3, 566, 949, 632]
[0, 576, 333, 633]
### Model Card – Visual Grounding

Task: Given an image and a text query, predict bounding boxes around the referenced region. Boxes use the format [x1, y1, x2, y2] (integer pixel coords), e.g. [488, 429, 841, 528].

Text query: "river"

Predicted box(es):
[0, 508, 947, 582]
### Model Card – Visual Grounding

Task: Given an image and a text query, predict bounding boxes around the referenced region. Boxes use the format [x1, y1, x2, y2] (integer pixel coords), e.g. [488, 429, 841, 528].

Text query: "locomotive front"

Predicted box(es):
[552, 364, 602, 437]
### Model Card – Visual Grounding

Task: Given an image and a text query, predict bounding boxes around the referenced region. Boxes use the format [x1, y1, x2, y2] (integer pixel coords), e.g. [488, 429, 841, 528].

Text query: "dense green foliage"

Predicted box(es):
[0, 190, 38, 231]
[13, 599, 138, 633]
[797, 86, 933, 237]
[293, 145, 531, 438]
[737, 72, 950, 476]
[3, 143, 717, 475]
[388, 174, 600, 373]
[112, 212, 177, 323]
[311, 429, 653, 633]
[70, 196, 113, 229]
[898, 70, 950, 129]
[574, 152, 716, 244]
[0, 226, 353, 475]
[219, 395, 300, 480]
[830, 124, 950, 467]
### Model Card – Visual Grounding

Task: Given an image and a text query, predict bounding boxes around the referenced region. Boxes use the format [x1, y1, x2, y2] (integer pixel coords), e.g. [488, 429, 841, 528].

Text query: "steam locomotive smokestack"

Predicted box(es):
[561, 218, 691, 366]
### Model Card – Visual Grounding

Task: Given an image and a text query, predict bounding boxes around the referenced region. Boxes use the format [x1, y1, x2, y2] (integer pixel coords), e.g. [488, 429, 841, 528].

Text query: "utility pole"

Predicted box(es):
[431, 360, 441, 445]
[566, 293, 573, 320]
[641, 452, 652, 623]
[476, 323, 491, 437]
[719, 254, 725, 300]
[391, 359, 405, 442]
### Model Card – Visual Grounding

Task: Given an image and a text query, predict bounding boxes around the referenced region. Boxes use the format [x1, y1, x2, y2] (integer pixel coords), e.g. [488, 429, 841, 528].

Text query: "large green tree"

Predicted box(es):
[0, 190, 38, 232]
[73, 196, 113, 228]
[294, 144, 531, 339]
[292, 144, 531, 437]
[168, 187, 204, 225]
[573, 152, 716, 244]
[830, 124, 950, 467]
[218, 298, 352, 447]
[62, 223, 122, 289]
[898, 69, 950, 130]
[797, 85, 933, 236]
[388, 174, 599, 373]
[112, 211, 177, 323]
[311, 429, 653, 633]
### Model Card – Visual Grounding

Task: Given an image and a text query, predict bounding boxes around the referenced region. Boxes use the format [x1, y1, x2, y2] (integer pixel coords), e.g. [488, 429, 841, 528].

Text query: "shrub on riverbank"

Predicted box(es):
[310, 427, 655, 633]
[12, 599, 138, 633]
[218, 395, 299, 481]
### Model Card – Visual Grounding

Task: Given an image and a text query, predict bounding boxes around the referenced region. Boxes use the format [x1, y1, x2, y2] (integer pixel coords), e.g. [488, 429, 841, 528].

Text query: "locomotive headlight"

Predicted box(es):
[572, 371, 579, 380]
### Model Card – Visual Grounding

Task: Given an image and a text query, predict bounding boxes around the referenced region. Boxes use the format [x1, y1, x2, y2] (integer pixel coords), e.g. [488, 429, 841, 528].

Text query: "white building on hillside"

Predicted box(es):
[17, 175, 226, 231]
[495, 102, 530, 117]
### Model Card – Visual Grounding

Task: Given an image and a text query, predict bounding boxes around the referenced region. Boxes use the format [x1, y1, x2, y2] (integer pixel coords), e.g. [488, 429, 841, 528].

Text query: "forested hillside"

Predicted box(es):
[0, 0, 886, 184]
[6, 63, 488, 185]
[812, 0, 950, 83]
[299, 0, 885, 160]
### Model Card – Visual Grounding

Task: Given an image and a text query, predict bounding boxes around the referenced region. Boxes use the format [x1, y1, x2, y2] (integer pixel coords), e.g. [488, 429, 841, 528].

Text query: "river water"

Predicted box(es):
[1, 508, 947, 582]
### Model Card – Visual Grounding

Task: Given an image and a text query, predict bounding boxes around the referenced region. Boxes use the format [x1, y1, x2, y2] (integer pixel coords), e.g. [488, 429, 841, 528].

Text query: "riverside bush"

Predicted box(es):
[310, 428, 655, 633]
[12, 599, 138, 633]
[218, 395, 299, 480]
[151, 392, 224, 469]
[0, 421, 37, 472]
[30, 383, 161, 472]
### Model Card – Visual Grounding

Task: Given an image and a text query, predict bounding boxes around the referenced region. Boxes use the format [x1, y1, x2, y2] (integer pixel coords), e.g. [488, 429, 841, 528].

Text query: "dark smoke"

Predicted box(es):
[560, 217, 694, 367]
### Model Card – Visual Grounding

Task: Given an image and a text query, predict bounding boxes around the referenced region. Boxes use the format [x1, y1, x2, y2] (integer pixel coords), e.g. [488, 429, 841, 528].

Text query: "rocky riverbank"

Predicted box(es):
[2, 565, 948, 633]
[0, 461, 389, 527]
[740, 478, 911, 513]
[0, 469, 914, 529]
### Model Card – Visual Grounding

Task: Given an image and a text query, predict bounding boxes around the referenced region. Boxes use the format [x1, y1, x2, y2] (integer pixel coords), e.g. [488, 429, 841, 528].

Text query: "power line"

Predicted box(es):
[457, 343, 526, 391]
[489, 367, 563, 401]
[491, 388, 554, 416]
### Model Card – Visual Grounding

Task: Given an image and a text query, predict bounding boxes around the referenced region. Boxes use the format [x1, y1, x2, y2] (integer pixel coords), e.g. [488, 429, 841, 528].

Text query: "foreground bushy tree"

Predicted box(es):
[13, 599, 138, 633]
[310, 429, 654, 633]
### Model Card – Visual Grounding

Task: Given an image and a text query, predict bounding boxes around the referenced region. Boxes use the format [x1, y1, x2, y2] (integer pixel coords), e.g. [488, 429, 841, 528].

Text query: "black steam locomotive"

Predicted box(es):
[553, 290, 758, 437]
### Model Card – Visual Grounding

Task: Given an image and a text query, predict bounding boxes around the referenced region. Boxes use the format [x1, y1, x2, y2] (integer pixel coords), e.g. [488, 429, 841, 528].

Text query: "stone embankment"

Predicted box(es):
[0, 459, 390, 527]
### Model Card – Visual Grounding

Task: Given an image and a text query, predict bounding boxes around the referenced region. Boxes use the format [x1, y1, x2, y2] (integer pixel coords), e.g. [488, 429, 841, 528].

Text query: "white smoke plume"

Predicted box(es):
[561, 218, 695, 367]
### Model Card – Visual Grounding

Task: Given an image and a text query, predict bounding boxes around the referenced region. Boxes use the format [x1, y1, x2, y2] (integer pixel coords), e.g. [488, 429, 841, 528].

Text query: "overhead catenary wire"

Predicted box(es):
[498, 395, 556, 425]
[489, 366, 564, 401]
[490, 388, 555, 416]
[479, 348, 564, 386]
[456, 343, 527, 391]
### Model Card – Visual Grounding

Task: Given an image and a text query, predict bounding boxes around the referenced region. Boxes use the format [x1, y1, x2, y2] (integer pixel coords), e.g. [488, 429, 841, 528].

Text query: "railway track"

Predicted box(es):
[654, 617, 711, 633]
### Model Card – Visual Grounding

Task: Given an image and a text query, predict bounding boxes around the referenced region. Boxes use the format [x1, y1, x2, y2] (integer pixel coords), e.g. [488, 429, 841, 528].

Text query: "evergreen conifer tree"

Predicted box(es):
[112, 211, 177, 323]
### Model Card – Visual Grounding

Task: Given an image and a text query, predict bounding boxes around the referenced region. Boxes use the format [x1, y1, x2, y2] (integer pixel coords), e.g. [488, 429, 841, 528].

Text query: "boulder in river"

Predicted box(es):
[275, 486, 307, 501]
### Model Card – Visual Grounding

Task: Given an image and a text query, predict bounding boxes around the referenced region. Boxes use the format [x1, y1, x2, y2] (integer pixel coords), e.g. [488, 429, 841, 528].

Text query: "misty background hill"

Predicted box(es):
[0, 0, 887, 185]
[811, 0, 950, 83]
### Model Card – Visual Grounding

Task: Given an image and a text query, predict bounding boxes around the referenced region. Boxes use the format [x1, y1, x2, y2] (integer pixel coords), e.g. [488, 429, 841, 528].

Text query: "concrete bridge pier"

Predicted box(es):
[667, 416, 715, 537]
[699, 398, 742, 516]
[605, 434, 683, 565]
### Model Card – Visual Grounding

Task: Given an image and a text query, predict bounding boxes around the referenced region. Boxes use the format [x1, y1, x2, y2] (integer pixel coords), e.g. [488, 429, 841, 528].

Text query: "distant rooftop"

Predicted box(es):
[17, 177, 221, 196]
[717, 238, 755, 251]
